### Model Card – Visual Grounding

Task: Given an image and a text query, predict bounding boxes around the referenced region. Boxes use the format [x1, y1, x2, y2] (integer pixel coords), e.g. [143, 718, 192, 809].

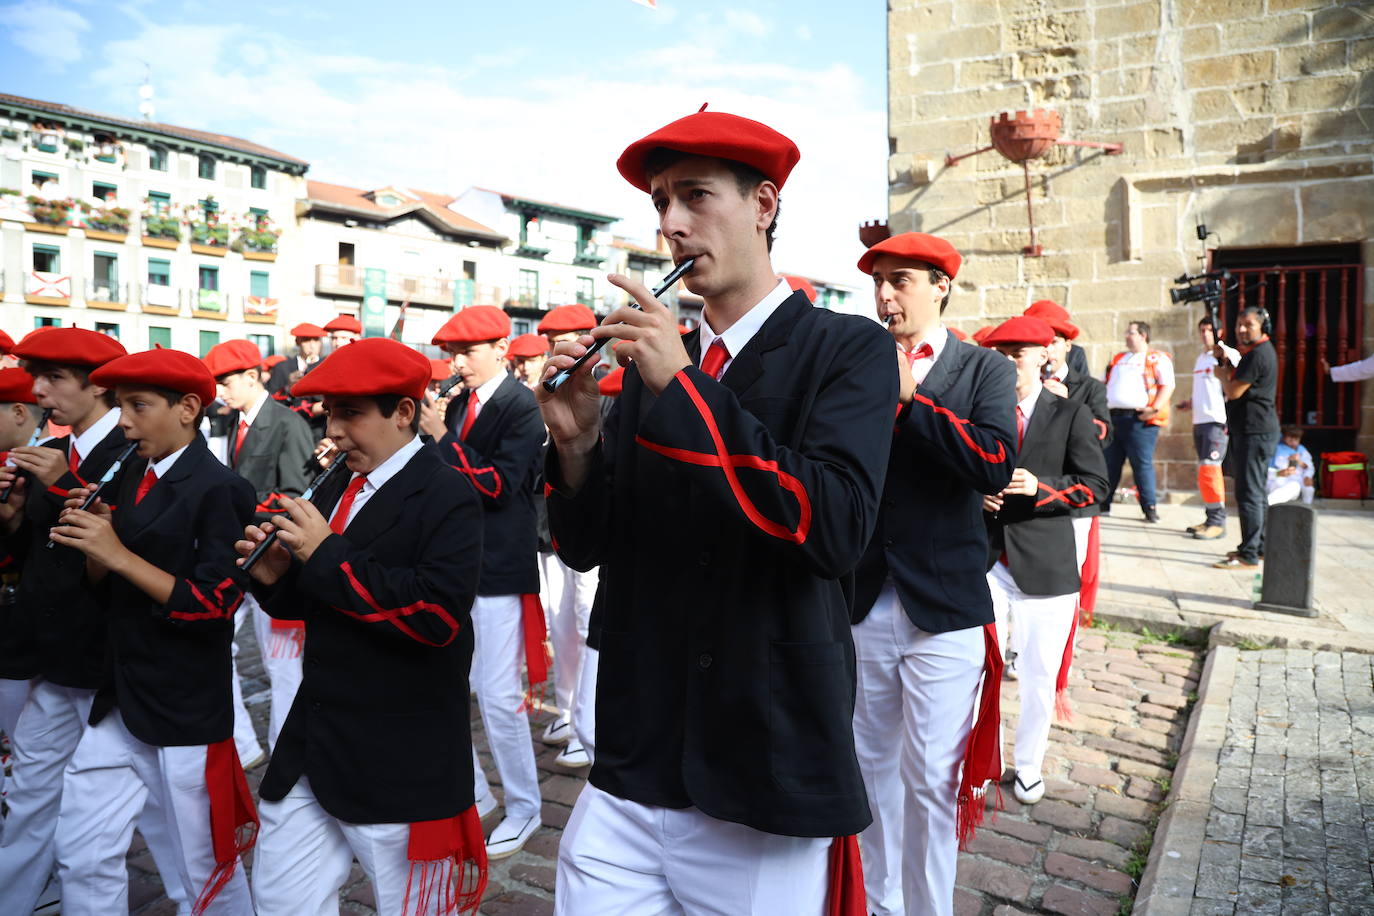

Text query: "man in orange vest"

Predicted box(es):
[1102, 321, 1174, 523]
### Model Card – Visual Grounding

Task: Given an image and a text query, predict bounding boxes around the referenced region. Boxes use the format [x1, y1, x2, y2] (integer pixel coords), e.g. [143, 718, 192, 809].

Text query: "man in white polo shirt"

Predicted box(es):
[1102, 321, 1174, 523]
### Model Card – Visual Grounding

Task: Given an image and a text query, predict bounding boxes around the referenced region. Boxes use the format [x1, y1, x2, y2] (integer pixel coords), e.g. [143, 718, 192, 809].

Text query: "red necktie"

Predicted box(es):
[459, 394, 480, 440]
[233, 420, 249, 462]
[1016, 405, 1026, 449]
[68, 444, 80, 474]
[329, 475, 368, 534]
[134, 468, 157, 505]
[701, 339, 729, 381]
[904, 342, 934, 367]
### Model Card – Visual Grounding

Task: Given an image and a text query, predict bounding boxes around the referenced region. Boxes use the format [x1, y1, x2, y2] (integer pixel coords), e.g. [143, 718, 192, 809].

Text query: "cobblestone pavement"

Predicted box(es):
[1190, 649, 1374, 916]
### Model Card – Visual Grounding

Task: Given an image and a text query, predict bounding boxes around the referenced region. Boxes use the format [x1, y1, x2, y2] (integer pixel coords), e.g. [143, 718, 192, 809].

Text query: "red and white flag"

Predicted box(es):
[629, 0, 657, 8]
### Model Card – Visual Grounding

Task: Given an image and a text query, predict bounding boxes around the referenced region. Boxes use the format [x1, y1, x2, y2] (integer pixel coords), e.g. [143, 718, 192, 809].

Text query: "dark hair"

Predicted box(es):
[23, 359, 117, 407]
[1239, 306, 1272, 335]
[1198, 316, 1216, 329]
[1129, 320, 1151, 342]
[143, 385, 209, 427]
[214, 367, 262, 387]
[1281, 424, 1303, 438]
[373, 394, 422, 433]
[642, 148, 779, 252]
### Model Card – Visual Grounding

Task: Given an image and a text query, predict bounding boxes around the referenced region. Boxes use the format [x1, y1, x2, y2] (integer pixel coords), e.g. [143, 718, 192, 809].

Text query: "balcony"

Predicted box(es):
[315, 265, 503, 309]
[26, 270, 71, 305]
[86, 280, 129, 311]
[141, 283, 181, 315]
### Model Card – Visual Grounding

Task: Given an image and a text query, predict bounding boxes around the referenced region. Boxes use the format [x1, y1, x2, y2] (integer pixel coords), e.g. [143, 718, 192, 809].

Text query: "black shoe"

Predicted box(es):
[1143, 507, 1159, 523]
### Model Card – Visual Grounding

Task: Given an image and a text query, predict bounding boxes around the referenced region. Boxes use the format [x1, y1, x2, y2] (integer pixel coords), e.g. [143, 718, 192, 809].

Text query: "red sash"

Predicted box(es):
[957, 624, 1004, 848]
[194, 740, 258, 914]
[403, 806, 488, 915]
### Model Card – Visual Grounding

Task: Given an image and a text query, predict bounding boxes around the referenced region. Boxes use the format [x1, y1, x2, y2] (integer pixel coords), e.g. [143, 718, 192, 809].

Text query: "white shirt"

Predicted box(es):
[241, 388, 269, 428]
[1105, 350, 1174, 410]
[70, 408, 122, 468]
[330, 435, 423, 531]
[147, 443, 191, 479]
[1191, 345, 1239, 426]
[1016, 381, 1043, 430]
[898, 325, 950, 387]
[698, 280, 793, 377]
[1332, 353, 1374, 384]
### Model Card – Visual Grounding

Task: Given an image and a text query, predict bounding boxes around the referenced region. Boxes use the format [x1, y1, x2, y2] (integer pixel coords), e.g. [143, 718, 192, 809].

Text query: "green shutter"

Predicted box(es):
[149, 327, 172, 349]
[249, 271, 270, 298]
[198, 330, 220, 356]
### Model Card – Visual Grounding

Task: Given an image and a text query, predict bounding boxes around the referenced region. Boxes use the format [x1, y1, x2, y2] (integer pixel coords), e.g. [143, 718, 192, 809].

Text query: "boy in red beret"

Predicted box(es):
[324, 314, 362, 350]
[48, 347, 257, 915]
[506, 333, 549, 389]
[540, 107, 896, 915]
[204, 339, 316, 759]
[235, 337, 486, 915]
[981, 317, 1106, 807]
[0, 329, 132, 913]
[850, 232, 1018, 916]
[423, 305, 548, 858]
[266, 322, 326, 395]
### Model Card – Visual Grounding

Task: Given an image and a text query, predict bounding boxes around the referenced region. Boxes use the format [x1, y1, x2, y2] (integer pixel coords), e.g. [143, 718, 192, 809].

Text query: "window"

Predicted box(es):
[148, 326, 172, 349]
[93, 252, 118, 290]
[518, 269, 539, 306]
[576, 277, 595, 306]
[338, 242, 355, 266]
[249, 207, 268, 230]
[30, 171, 58, 191]
[92, 182, 118, 203]
[95, 322, 120, 339]
[249, 271, 270, 298]
[32, 244, 59, 272]
[198, 154, 216, 180]
[462, 260, 477, 280]
[198, 330, 220, 357]
[34, 317, 61, 329]
[147, 258, 171, 286]
[149, 146, 168, 171]
[148, 191, 171, 214]
[250, 165, 266, 190]
[249, 334, 274, 357]
[199, 198, 218, 215]
[512, 319, 532, 336]
[199, 266, 219, 291]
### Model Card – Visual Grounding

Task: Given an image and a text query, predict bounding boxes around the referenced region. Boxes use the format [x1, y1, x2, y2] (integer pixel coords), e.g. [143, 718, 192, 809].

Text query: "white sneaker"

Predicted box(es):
[1005, 651, 1019, 681]
[1013, 771, 1045, 805]
[485, 815, 540, 860]
[476, 792, 497, 819]
[554, 738, 591, 769]
[541, 717, 573, 746]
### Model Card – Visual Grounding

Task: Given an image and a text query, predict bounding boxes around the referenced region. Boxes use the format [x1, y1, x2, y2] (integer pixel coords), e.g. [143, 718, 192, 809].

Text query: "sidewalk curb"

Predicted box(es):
[1208, 618, 1374, 654]
[1091, 603, 1212, 643]
[1132, 645, 1238, 916]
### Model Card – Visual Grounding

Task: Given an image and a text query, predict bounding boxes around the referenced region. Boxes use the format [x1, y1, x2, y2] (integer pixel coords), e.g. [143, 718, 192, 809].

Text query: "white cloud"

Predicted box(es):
[2, 0, 91, 67]
[86, 17, 887, 294]
[723, 10, 772, 38]
[795, 24, 813, 41]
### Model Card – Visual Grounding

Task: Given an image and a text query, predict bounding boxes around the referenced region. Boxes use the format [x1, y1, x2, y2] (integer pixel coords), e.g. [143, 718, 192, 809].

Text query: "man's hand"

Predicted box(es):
[1213, 345, 1232, 373]
[537, 336, 604, 450]
[602, 274, 693, 395]
[235, 522, 291, 586]
[1176, 398, 1192, 411]
[269, 496, 335, 564]
[1043, 377, 1069, 399]
[419, 398, 447, 441]
[10, 446, 70, 488]
[1321, 358, 1331, 377]
[1277, 467, 1296, 478]
[982, 493, 1004, 513]
[1137, 405, 1159, 421]
[1001, 467, 1039, 497]
[896, 346, 916, 404]
[0, 473, 26, 532]
[312, 438, 338, 469]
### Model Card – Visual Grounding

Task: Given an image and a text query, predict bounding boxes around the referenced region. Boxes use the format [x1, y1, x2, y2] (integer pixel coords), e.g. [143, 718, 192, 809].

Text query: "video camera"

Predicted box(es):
[1171, 222, 1233, 334]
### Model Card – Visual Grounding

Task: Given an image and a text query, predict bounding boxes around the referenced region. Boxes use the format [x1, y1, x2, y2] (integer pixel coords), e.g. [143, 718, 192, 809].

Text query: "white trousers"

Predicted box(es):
[249, 592, 304, 750]
[574, 646, 598, 761]
[469, 594, 541, 819]
[1266, 476, 1314, 506]
[1072, 516, 1093, 575]
[555, 783, 828, 916]
[987, 563, 1077, 776]
[229, 603, 263, 764]
[0, 676, 31, 831]
[53, 708, 253, 916]
[0, 681, 95, 916]
[252, 775, 444, 916]
[851, 585, 984, 916]
[538, 552, 596, 721]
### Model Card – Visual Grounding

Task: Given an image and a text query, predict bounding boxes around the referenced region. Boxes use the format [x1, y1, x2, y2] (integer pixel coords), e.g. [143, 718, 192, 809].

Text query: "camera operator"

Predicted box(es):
[1211, 307, 1280, 569]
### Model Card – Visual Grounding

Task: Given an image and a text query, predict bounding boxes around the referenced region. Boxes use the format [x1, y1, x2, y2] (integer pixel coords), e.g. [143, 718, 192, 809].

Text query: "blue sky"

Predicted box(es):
[1, 0, 889, 288]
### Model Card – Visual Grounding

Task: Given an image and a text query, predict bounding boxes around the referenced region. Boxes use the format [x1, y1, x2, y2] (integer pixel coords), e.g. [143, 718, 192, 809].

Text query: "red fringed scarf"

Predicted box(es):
[956, 623, 1004, 849]
[403, 806, 488, 915]
[1077, 515, 1101, 627]
[517, 594, 550, 713]
[825, 835, 865, 916]
[194, 739, 258, 914]
[268, 619, 306, 658]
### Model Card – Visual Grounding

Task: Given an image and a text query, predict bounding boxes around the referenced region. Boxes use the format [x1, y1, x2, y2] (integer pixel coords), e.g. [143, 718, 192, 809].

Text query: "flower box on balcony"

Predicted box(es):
[191, 243, 227, 257]
[194, 289, 226, 319]
[143, 304, 180, 315]
[25, 223, 68, 235]
[242, 250, 277, 262]
[85, 229, 127, 242]
[142, 236, 180, 250]
[87, 298, 128, 311]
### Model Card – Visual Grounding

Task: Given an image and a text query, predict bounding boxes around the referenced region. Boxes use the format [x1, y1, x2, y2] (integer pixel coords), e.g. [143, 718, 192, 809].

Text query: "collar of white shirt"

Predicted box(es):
[471, 370, 507, 407]
[242, 389, 270, 427]
[72, 407, 122, 463]
[148, 442, 191, 479]
[901, 325, 949, 363]
[351, 434, 423, 498]
[1017, 381, 1044, 425]
[698, 279, 794, 371]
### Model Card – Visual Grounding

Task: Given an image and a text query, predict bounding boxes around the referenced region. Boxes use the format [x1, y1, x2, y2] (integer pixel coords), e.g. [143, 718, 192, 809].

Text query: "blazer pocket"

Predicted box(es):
[768, 641, 858, 796]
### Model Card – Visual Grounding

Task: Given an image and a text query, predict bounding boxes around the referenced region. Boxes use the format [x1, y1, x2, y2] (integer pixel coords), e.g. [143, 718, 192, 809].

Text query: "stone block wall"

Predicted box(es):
[887, 0, 1374, 499]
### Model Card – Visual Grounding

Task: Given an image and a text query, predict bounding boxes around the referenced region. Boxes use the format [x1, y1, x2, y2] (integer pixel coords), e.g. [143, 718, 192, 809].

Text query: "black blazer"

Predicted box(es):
[1063, 365, 1111, 517]
[547, 291, 895, 838]
[439, 374, 543, 596]
[228, 398, 315, 524]
[0, 422, 131, 686]
[90, 436, 256, 747]
[854, 332, 1018, 633]
[266, 357, 318, 395]
[257, 444, 482, 825]
[984, 389, 1108, 596]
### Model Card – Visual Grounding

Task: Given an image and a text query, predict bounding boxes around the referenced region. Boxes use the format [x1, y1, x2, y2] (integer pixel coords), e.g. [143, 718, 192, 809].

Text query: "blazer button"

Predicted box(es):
[698, 653, 713, 669]
[698, 551, 711, 567]
[885, 537, 894, 547]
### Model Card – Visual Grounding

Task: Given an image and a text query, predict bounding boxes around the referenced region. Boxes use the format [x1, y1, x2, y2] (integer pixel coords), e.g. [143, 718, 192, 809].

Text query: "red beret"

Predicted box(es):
[293, 338, 430, 400]
[202, 340, 263, 378]
[290, 322, 327, 339]
[949, 326, 969, 342]
[857, 232, 962, 279]
[1024, 300, 1080, 340]
[971, 325, 994, 346]
[508, 333, 549, 359]
[90, 348, 216, 406]
[323, 315, 363, 335]
[0, 368, 36, 404]
[13, 327, 127, 368]
[598, 366, 625, 398]
[433, 306, 511, 347]
[429, 358, 452, 382]
[537, 305, 598, 335]
[617, 106, 801, 194]
[984, 316, 1055, 348]
[0, 329, 14, 355]
[782, 275, 818, 303]
[263, 354, 286, 369]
